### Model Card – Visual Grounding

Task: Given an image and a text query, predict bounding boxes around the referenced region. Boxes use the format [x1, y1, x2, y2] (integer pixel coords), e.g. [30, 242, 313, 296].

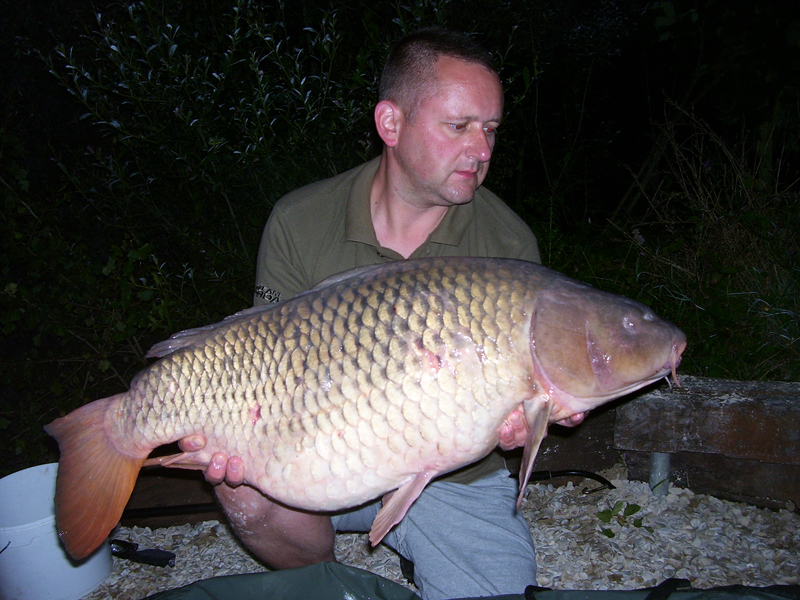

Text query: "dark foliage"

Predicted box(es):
[1, 0, 798, 475]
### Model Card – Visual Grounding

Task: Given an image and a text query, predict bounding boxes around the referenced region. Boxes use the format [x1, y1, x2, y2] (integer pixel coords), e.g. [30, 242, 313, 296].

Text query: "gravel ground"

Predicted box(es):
[83, 466, 799, 599]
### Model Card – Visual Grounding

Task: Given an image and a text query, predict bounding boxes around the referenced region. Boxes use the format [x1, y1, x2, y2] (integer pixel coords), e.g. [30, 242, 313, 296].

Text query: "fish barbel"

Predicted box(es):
[45, 257, 686, 559]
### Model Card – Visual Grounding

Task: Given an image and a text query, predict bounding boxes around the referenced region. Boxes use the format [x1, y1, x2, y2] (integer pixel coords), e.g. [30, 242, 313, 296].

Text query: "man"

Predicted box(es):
[182, 28, 584, 600]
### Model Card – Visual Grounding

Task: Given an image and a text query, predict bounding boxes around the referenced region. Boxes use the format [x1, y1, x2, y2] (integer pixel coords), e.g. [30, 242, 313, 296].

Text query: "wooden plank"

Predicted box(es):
[625, 450, 800, 511]
[124, 469, 222, 528]
[614, 375, 800, 465]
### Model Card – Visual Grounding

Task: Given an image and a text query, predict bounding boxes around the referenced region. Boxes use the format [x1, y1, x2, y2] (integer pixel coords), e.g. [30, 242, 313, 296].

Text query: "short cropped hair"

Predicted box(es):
[378, 28, 497, 121]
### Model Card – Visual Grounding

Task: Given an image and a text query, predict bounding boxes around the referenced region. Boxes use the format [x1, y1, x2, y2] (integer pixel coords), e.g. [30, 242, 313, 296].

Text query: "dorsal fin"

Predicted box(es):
[145, 304, 275, 358]
[146, 263, 395, 360]
[306, 263, 391, 291]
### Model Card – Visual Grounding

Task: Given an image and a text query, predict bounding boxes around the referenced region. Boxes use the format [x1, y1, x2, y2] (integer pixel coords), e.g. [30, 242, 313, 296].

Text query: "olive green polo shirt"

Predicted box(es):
[253, 156, 541, 483]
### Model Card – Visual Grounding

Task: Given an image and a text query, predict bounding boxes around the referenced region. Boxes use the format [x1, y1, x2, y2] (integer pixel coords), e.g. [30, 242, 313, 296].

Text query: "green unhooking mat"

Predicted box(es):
[144, 563, 420, 600]
[144, 562, 800, 600]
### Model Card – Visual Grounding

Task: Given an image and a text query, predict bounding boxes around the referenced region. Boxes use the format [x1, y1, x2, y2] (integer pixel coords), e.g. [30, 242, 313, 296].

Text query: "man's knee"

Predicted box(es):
[215, 483, 336, 569]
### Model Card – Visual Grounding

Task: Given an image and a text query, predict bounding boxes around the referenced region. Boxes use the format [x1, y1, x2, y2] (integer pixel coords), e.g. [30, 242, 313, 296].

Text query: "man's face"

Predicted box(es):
[392, 56, 504, 208]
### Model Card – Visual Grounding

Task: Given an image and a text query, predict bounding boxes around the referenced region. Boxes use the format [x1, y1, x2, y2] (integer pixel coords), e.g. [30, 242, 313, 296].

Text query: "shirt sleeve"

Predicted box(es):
[515, 231, 541, 264]
[253, 204, 310, 306]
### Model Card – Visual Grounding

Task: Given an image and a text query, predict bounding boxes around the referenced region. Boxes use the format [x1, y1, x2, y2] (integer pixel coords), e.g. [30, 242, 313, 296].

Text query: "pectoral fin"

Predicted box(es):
[143, 451, 210, 470]
[369, 470, 437, 546]
[516, 397, 552, 509]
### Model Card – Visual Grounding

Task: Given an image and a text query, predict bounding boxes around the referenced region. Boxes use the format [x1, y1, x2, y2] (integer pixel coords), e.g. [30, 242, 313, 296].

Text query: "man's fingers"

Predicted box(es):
[555, 411, 588, 427]
[225, 455, 245, 487]
[205, 452, 229, 484]
[203, 452, 246, 486]
[179, 434, 207, 452]
[498, 408, 528, 450]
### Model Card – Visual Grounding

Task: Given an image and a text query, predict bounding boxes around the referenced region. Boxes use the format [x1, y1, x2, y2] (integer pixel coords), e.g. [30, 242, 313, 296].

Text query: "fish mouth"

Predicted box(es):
[665, 338, 687, 388]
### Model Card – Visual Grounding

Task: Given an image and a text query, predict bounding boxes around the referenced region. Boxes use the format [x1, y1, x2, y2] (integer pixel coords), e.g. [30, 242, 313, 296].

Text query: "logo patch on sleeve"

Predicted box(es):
[254, 285, 281, 303]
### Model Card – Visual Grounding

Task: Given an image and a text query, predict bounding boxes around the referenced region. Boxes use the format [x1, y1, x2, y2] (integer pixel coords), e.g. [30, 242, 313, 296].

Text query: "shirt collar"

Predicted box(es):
[344, 156, 476, 254]
[345, 156, 382, 246]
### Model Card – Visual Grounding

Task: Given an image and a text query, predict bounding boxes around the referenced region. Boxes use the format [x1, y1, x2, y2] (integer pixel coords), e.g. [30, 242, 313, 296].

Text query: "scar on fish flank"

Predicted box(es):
[413, 338, 443, 370]
[425, 351, 443, 370]
[248, 404, 262, 425]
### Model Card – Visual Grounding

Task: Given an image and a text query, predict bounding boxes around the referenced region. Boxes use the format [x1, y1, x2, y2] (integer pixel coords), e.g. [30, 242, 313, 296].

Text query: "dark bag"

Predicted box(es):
[517, 579, 800, 600]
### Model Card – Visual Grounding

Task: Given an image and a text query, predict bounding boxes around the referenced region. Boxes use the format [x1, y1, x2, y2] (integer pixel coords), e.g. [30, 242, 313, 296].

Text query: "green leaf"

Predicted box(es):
[601, 528, 615, 538]
[129, 244, 153, 261]
[103, 256, 117, 276]
[597, 509, 613, 524]
[624, 503, 641, 517]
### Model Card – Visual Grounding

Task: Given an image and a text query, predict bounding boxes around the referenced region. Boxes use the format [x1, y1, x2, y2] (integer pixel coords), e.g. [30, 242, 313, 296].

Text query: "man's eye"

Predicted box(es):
[485, 126, 498, 135]
[449, 123, 467, 131]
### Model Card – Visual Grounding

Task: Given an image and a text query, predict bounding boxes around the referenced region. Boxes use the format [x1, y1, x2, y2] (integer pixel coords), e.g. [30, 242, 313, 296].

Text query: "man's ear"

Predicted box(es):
[374, 100, 402, 147]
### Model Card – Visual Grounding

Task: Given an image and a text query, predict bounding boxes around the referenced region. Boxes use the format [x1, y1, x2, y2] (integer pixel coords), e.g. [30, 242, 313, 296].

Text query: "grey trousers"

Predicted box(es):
[331, 468, 537, 600]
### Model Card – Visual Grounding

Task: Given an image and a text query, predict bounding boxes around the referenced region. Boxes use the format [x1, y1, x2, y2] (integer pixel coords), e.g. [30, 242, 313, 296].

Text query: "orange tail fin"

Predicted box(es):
[44, 394, 147, 560]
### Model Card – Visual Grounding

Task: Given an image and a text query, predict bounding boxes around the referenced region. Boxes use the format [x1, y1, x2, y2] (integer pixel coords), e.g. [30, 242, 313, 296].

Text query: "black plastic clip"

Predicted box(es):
[110, 539, 176, 567]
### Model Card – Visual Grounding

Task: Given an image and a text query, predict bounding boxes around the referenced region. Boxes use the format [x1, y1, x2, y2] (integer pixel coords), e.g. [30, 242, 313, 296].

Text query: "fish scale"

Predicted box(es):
[45, 257, 686, 560]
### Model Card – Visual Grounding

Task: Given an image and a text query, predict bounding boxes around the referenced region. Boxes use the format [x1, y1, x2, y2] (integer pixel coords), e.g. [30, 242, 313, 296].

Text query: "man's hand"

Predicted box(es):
[178, 435, 245, 487]
[556, 412, 587, 428]
[499, 409, 528, 450]
[499, 408, 589, 450]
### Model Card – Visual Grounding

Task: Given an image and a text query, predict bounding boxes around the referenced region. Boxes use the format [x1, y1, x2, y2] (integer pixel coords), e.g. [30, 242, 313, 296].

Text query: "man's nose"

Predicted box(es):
[466, 129, 493, 162]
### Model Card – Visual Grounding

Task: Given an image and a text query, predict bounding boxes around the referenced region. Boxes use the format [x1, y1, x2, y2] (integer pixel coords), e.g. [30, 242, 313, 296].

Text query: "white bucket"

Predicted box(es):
[0, 463, 112, 600]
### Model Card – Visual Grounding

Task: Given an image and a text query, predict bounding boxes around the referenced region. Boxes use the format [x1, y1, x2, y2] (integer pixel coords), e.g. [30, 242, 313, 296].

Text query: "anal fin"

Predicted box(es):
[369, 470, 437, 546]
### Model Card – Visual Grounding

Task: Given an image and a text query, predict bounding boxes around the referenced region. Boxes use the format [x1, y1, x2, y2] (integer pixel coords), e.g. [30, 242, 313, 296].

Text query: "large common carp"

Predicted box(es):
[46, 257, 686, 560]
